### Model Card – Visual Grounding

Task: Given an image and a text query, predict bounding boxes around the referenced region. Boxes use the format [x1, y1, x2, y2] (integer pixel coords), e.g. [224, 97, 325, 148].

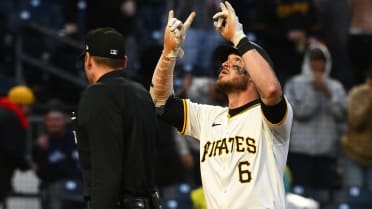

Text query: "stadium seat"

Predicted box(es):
[325, 186, 372, 209]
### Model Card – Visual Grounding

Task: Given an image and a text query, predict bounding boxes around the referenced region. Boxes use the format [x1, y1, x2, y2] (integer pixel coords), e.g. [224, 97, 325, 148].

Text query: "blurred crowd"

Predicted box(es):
[0, 0, 372, 209]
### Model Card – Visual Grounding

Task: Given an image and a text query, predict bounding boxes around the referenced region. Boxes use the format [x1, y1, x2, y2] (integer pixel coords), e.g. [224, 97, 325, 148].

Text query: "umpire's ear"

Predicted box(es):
[84, 52, 92, 71]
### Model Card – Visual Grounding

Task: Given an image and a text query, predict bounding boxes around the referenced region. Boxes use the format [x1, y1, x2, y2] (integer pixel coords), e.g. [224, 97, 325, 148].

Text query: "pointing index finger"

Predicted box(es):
[183, 11, 196, 32]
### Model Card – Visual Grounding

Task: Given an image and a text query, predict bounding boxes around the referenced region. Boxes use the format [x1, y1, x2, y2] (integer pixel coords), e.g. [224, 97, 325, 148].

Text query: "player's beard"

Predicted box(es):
[217, 74, 249, 94]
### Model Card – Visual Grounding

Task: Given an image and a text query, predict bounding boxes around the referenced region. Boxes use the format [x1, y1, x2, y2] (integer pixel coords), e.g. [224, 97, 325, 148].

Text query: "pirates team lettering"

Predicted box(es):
[201, 136, 256, 162]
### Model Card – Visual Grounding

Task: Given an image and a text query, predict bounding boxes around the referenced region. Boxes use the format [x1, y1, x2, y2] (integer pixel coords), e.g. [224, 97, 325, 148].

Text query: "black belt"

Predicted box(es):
[117, 192, 162, 209]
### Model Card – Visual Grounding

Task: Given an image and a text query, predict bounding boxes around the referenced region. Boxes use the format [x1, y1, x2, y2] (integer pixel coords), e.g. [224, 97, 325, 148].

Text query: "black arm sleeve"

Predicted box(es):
[260, 96, 287, 124]
[158, 96, 184, 132]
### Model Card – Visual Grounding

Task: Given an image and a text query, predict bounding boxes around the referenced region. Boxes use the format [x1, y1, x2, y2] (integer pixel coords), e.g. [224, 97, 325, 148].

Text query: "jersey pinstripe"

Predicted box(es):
[180, 98, 293, 209]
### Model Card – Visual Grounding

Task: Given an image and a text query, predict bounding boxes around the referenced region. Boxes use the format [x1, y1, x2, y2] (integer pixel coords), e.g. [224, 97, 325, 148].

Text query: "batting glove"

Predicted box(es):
[163, 10, 195, 58]
[213, 1, 246, 47]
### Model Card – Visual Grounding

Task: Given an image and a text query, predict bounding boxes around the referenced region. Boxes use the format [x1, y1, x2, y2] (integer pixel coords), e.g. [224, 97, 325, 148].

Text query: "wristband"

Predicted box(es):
[236, 38, 255, 56]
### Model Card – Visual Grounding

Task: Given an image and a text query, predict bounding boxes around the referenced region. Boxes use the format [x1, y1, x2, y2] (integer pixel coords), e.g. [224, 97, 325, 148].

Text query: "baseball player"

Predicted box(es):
[150, 2, 293, 209]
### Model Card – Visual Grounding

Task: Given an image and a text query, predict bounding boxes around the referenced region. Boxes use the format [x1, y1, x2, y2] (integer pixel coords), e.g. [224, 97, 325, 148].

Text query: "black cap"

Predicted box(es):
[215, 42, 274, 68]
[81, 27, 125, 59]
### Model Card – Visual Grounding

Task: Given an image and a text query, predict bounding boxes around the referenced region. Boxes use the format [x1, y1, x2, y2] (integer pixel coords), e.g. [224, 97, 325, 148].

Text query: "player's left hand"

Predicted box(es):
[163, 10, 195, 58]
[213, 1, 246, 47]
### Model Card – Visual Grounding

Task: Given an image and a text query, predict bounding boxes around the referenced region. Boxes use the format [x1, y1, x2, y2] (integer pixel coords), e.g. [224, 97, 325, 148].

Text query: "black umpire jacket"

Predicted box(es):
[74, 70, 158, 209]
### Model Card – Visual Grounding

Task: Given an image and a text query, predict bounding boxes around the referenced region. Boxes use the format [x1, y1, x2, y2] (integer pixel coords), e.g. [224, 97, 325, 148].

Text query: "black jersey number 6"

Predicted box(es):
[238, 161, 252, 183]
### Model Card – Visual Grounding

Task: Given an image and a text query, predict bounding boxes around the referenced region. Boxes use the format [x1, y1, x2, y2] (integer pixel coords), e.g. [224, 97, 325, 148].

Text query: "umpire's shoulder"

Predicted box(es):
[81, 83, 109, 101]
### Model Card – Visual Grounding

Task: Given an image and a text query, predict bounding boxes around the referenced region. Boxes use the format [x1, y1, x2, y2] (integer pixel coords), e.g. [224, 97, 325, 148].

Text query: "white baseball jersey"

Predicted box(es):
[179, 98, 293, 209]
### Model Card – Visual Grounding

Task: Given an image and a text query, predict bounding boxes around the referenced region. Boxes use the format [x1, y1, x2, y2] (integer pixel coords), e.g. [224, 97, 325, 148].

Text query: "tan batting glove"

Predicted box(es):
[163, 10, 196, 58]
[150, 10, 195, 107]
[213, 1, 246, 47]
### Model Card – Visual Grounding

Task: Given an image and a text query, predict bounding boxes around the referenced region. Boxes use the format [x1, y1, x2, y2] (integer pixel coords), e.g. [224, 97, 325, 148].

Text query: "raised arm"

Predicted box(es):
[213, 1, 282, 105]
[150, 10, 195, 107]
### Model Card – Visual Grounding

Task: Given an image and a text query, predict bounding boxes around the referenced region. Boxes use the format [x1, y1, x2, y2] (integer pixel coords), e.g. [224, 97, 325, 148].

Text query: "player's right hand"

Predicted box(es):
[163, 10, 195, 58]
[213, 1, 246, 47]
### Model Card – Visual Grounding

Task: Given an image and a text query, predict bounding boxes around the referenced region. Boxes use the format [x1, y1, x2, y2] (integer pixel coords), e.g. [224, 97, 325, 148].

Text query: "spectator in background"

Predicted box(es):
[0, 85, 34, 207]
[254, 0, 321, 85]
[312, 0, 354, 90]
[284, 43, 347, 206]
[347, 0, 372, 86]
[341, 66, 372, 191]
[32, 99, 81, 209]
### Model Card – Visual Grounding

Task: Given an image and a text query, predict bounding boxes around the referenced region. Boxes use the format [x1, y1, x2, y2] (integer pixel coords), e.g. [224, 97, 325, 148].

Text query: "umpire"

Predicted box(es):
[74, 27, 161, 209]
